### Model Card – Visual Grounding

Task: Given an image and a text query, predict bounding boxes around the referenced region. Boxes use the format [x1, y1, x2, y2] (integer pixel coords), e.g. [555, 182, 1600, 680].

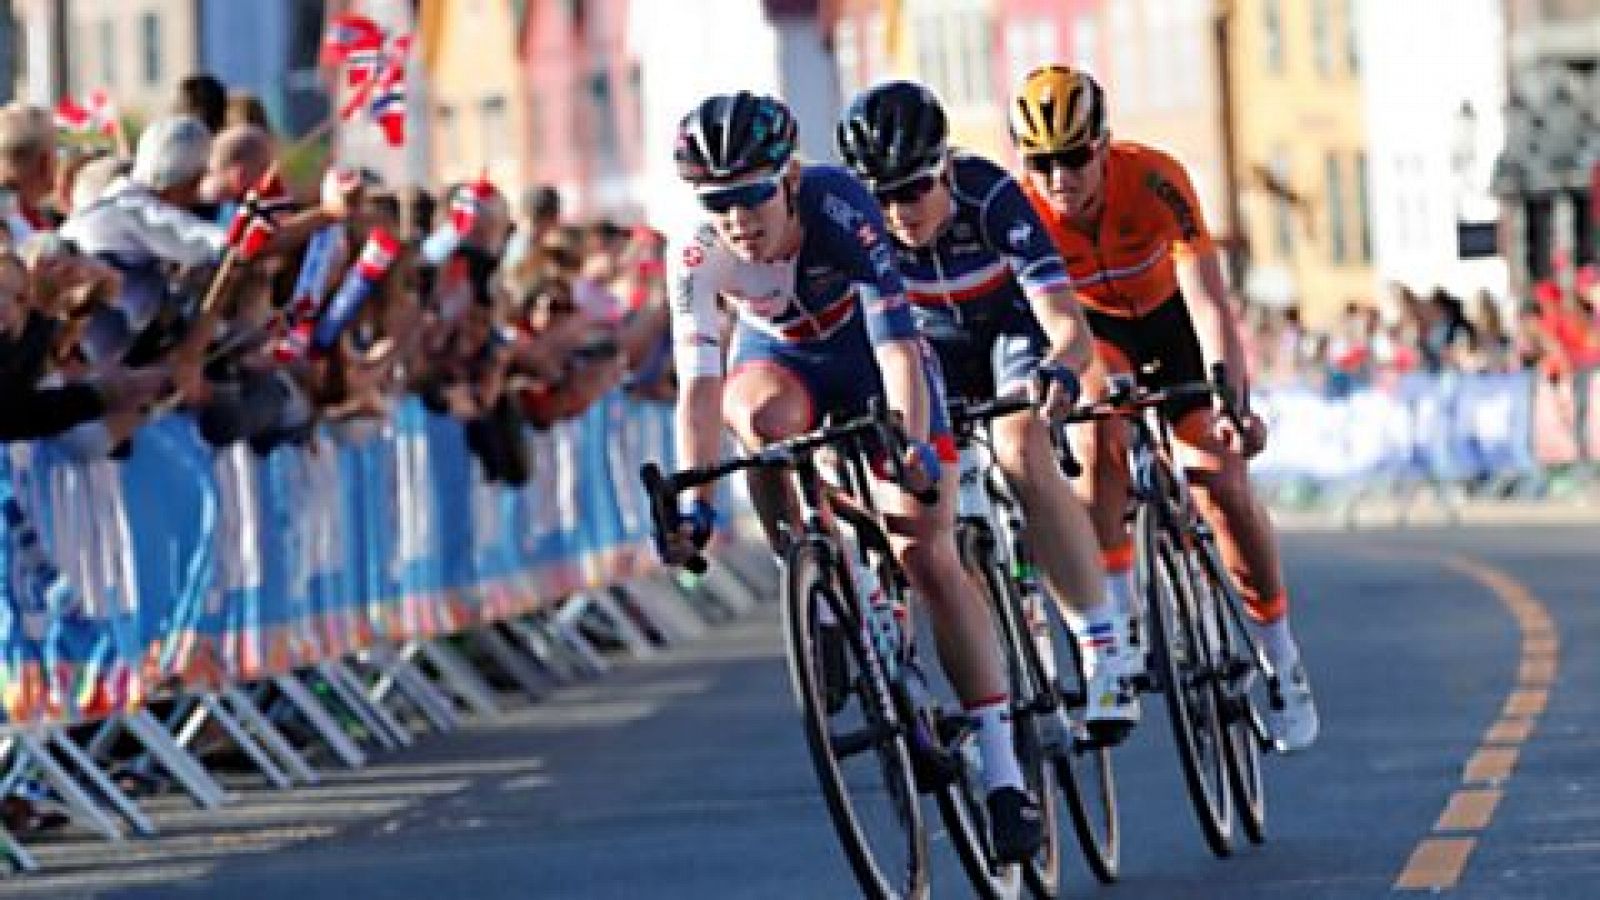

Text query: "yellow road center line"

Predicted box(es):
[1484, 717, 1534, 745]
[1502, 688, 1548, 717]
[1388, 555, 1559, 892]
[1396, 837, 1476, 891]
[1435, 789, 1503, 832]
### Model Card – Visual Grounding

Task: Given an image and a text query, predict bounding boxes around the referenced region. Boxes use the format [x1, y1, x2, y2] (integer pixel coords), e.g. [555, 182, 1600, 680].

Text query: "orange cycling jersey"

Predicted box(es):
[1022, 140, 1215, 319]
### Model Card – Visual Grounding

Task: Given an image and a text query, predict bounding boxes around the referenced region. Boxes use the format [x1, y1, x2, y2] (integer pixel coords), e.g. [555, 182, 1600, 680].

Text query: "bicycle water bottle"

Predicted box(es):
[853, 559, 901, 677]
[956, 445, 989, 519]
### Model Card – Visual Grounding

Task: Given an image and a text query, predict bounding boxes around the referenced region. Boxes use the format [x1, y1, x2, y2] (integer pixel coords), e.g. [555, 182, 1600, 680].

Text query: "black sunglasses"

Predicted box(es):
[697, 177, 780, 214]
[874, 173, 939, 206]
[1025, 144, 1098, 173]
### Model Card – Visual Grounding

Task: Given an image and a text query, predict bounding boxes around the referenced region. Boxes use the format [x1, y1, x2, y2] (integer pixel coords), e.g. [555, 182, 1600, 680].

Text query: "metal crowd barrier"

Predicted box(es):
[0, 390, 772, 874]
[1251, 367, 1600, 524]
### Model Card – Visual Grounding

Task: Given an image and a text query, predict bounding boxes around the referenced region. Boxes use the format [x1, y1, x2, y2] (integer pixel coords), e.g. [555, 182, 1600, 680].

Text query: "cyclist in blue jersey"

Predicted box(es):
[661, 92, 1043, 861]
[837, 81, 1140, 737]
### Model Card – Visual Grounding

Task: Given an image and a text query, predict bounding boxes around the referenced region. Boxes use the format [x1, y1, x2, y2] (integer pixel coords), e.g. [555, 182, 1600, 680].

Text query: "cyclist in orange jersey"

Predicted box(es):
[1007, 65, 1317, 751]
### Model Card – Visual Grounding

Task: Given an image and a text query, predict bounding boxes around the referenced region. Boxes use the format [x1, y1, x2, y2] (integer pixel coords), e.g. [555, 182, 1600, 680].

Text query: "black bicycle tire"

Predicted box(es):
[1194, 542, 1268, 844]
[1048, 607, 1122, 885]
[781, 538, 930, 900]
[1136, 505, 1234, 858]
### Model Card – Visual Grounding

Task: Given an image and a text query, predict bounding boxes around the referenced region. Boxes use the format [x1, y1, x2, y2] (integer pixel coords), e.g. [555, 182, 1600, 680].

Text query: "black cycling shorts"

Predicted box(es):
[1084, 293, 1210, 425]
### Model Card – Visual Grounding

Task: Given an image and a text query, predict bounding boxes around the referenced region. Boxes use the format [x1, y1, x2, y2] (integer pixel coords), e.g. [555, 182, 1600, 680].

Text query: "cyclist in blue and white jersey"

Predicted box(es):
[836, 81, 1140, 736]
[661, 91, 1042, 861]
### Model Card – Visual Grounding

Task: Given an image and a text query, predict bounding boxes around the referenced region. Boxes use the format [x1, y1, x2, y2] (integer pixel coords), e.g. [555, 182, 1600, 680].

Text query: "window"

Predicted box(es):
[437, 104, 459, 165]
[1110, 1, 1140, 111]
[1355, 151, 1372, 262]
[480, 95, 508, 165]
[1263, 0, 1284, 74]
[1272, 147, 1294, 259]
[1326, 152, 1347, 264]
[99, 19, 115, 87]
[1005, 19, 1057, 95]
[1312, 0, 1332, 76]
[1344, 0, 1361, 74]
[140, 12, 161, 86]
[590, 71, 619, 165]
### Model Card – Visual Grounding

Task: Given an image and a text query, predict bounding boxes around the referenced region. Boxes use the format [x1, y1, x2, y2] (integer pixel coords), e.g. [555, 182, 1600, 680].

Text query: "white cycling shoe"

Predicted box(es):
[1082, 645, 1142, 744]
[1268, 660, 1320, 753]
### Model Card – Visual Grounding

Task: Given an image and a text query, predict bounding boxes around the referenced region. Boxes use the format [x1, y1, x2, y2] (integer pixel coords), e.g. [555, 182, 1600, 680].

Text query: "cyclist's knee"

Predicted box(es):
[1189, 468, 1254, 520]
[992, 415, 1051, 480]
[727, 395, 808, 446]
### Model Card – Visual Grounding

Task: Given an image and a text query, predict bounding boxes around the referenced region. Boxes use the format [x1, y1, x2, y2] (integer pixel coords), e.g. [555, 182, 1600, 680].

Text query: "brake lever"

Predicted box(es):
[1053, 423, 1083, 478]
[1209, 362, 1247, 435]
[639, 462, 707, 574]
[869, 398, 940, 507]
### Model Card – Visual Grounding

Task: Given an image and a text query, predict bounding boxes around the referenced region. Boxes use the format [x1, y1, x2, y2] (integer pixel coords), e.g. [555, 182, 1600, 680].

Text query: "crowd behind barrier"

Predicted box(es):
[1250, 366, 1600, 512]
[0, 387, 766, 874]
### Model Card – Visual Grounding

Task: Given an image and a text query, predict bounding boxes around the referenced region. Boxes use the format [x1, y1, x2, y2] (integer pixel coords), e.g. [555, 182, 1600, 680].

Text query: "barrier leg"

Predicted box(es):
[315, 662, 408, 751]
[366, 644, 460, 733]
[467, 626, 553, 702]
[583, 589, 662, 657]
[46, 730, 157, 837]
[417, 640, 502, 719]
[616, 582, 708, 644]
[271, 674, 367, 770]
[543, 605, 614, 677]
[503, 617, 586, 683]
[199, 694, 292, 791]
[1, 822, 38, 873]
[222, 686, 320, 786]
[122, 710, 231, 809]
[17, 731, 123, 841]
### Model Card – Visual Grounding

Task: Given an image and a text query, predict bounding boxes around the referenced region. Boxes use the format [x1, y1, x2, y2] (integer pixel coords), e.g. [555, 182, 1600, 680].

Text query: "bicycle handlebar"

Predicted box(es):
[640, 401, 938, 572]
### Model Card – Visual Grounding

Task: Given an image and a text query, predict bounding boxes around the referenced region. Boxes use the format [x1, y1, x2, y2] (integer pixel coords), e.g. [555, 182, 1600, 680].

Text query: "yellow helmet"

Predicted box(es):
[1009, 65, 1106, 155]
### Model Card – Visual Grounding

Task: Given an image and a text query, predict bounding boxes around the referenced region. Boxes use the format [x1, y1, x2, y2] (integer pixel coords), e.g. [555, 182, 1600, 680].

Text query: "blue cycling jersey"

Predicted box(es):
[892, 153, 1069, 321]
[668, 165, 919, 380]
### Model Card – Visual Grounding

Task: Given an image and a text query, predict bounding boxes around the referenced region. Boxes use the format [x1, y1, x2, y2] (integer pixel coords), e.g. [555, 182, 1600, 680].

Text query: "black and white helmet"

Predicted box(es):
[835, 80, 948, 190]
[674, 91, 798, 184]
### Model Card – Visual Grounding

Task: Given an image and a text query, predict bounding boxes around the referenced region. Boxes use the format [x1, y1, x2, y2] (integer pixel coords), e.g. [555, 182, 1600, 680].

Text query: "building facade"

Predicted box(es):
[420, 0, 531, 197]
[1227, 0, 1373, 323]
[1495, 0, 1599, 297]
[200, 0, 328, 137]
[1358, 0, 1509, 305]
[63, 0, 200, 121]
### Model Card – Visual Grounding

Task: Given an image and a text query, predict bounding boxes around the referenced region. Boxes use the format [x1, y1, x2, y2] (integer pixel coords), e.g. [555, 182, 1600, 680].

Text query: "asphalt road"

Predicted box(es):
[6, 523, 1598, 899]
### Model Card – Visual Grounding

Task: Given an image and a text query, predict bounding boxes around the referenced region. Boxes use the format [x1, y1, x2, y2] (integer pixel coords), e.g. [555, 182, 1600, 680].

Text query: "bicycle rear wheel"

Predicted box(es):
[930, 524, 1045, 900]
[1049, 623, 1121, 884]
[1193, 541, 1268, 844]
[1136, 506, 1233, 858]
[782, 538, 929, 900]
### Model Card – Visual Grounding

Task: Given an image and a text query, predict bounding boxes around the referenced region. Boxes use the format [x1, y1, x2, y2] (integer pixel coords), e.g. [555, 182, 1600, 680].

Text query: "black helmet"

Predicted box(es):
[836, 80, 948, 190]
[674, 92, 798, 184]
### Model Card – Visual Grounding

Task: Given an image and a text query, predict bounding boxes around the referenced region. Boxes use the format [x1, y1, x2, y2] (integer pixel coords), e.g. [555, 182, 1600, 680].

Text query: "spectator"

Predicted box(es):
[225, 91, 273, 134]
[1463, 290, 1514, 373]
[0, 105, 60, 244]
[200, 122, 274, 222]
[66, 154, 130, 215]
[173, 74, 229, 135]
[1421, 288, 1477, 372]
[503, 184, 562, 279]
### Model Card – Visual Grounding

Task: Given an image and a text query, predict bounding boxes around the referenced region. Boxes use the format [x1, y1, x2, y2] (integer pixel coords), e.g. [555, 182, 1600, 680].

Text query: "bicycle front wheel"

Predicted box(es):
[1050, 617, 1121, 885]
[1193, 540, 1269, 844]
[1137, 506, 1234, 858]
[782, 539, 930, 900]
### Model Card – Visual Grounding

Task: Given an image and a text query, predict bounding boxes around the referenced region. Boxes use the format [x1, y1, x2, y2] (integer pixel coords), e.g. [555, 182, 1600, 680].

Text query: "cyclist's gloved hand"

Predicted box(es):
[901, 438, 943, 494]
[1033, 361, 1082, 424]
[657, 497, 719, 566]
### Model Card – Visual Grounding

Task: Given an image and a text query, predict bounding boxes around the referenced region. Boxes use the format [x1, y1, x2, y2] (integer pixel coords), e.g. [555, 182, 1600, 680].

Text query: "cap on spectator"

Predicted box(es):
[132, 115, 212, 191]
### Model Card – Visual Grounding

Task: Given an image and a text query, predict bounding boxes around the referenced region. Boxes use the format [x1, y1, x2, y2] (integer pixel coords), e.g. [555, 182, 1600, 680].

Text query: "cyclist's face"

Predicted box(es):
[876, 167, 951, 249]
[700, 169, 796, 263]
[1025, 138, 1107, 220]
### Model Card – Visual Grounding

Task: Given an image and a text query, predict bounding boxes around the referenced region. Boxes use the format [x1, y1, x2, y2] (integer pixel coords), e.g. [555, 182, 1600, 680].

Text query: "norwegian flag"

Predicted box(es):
[340, 33, 411, 147]
[224, 171, 295, 262]
[53, 89, 119, 138]
[450, 175, 495, 236]
[322, 12, 385, 72]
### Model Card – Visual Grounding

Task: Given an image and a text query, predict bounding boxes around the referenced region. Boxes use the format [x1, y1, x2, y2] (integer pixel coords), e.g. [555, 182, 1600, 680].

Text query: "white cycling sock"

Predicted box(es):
[968, 697, 1025, 793]
[1076, 598, 1123, 664]
[1249, 618, 1299, 671]
[1105, 568, 1137, 621]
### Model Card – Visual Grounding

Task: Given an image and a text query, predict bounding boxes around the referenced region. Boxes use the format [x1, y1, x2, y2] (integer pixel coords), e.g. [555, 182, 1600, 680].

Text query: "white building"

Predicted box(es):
[1358, 0, 1510, 304]
[628, 0, 839, 239]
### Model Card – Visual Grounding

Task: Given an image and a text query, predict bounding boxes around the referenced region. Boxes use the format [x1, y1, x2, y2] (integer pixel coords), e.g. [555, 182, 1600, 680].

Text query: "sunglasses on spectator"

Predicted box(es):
[697, 176, 780, 214]
[1025, 143, 1099, 173]
[874, 171, 940, 206]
